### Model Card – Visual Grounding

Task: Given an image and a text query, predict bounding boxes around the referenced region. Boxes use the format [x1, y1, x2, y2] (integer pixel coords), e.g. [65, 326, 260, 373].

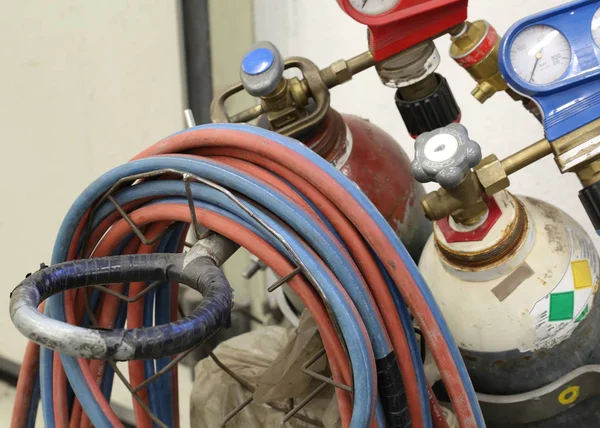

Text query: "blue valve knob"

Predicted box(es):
[240, 41, 284, 97]
[241, 48, 274, 76]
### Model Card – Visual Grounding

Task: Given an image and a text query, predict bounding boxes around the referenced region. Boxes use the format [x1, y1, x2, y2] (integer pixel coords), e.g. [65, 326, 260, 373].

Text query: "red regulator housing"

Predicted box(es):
[337, 0, 468, 61]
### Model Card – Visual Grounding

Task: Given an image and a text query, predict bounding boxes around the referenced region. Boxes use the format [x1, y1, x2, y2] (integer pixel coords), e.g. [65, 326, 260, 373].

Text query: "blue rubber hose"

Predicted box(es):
[178, 122, 483, 426]
[38, 123, 482, 427]
[51, 162, 382, 426]
[46, 156, 380, 427]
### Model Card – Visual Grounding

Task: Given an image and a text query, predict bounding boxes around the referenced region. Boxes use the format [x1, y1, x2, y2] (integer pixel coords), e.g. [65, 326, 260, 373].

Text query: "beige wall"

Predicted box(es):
[209, 0, 266, 319]
[0, 1, 255, 423]
[0, 1, 186, 361]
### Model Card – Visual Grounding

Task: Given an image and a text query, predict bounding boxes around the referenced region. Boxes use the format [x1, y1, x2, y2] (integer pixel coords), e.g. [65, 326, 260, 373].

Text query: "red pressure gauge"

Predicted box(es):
[337, 0, 468, 61]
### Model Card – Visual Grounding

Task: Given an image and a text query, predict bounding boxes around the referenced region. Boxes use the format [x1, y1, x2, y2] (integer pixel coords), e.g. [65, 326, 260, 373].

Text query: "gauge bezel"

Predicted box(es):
[591, 6, 600, 49]
[347, 0, 400, 16]
[499, 0, 600, 97]
[508, 24, 571, 87]
[337, 0, 460, 24]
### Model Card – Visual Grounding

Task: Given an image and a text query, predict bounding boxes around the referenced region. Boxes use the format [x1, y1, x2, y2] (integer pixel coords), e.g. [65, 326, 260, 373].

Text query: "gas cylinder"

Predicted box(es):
[299, 108, 429, 258]
[412, 124, 600, 427]
[211, 41, 431, 260]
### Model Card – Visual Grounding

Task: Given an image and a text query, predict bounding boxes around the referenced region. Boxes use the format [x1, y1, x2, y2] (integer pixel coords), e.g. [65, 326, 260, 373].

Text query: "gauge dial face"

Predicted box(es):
[592, 7, 600, 48]
[510, 25, 571, 85]
[348, 0, 399, 15]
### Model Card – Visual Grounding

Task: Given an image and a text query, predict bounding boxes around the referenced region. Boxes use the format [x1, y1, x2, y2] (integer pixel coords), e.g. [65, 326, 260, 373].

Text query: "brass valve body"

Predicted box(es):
[552, 118, 600, 187]
[450, 20, 508, 103]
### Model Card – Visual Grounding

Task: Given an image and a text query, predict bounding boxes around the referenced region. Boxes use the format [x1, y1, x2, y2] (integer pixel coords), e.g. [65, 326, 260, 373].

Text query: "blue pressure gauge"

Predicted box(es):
[499, 0, 600, 141]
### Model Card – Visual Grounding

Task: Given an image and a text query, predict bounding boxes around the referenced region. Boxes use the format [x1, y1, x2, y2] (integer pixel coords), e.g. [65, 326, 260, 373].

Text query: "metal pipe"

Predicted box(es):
[320, 51, 375, 89]
[347, 50, 375, 75]
[185, 233, 239, 267]
[181, 0, 213, 125]
[229, 104, 264, 123]
[501, 138, 552, 176]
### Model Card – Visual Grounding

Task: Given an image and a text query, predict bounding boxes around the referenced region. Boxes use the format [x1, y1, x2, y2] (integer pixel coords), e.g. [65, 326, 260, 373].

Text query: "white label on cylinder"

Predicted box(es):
[524, 228, 599, 352]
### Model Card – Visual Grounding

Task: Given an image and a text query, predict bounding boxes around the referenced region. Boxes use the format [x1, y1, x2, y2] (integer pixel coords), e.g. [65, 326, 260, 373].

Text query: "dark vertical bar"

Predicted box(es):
[181, 0, 213, 124]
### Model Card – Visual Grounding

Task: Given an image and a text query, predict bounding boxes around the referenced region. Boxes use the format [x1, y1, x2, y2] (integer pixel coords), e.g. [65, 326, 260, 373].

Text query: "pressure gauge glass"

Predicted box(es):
[349, 0, 400, 15]
[592, 7, 600, 48]
[509, 25, 571, 85]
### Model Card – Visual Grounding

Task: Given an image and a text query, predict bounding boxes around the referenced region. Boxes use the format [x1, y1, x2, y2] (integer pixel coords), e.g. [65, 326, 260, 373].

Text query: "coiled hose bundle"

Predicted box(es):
[10, 124, 484, 428]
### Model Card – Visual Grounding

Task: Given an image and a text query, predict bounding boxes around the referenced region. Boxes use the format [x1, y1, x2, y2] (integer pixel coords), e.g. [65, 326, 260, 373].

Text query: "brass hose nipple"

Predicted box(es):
[450, 20, 508, 103]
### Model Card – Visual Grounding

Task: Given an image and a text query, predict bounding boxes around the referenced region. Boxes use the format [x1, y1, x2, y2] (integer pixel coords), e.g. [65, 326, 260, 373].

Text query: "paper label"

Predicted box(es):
[526, 227, 599, 351]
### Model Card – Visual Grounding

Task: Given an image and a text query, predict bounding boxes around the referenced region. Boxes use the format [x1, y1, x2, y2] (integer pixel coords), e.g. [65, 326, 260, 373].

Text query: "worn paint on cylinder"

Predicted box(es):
[420, 194, 600, 353]
[303, 109, 431, 260]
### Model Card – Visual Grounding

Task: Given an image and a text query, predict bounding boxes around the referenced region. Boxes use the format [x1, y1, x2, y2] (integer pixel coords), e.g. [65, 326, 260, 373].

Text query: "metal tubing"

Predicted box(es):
[501, 138, 552, 176]
[347, 51, 375, 75]
[320, 51, 375, 89]
[229, 104, 264, 124]
[184, 232, 239, 267]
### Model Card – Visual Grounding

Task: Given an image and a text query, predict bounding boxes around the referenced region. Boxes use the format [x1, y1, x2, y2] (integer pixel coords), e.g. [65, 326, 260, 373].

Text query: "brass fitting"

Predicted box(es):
[552, 118, 600, 187]
[260, 78, 309, 130]
[421, 138, 553, 224]
[422, 172, 487, 225]
[450, 20, 507, 103]
[211, 50, 375, 138]
[577, 161, 600, 188]
[474, 154, 510, 196]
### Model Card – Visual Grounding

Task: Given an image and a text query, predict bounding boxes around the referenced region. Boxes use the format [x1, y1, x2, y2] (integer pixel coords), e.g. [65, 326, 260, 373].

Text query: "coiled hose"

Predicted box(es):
[10, 124, 484, 428]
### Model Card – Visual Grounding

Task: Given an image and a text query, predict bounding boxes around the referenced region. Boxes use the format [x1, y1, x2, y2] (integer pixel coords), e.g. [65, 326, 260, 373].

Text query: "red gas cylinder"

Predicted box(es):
[223, 42, 431, 258]
[300, 108, 431, 259]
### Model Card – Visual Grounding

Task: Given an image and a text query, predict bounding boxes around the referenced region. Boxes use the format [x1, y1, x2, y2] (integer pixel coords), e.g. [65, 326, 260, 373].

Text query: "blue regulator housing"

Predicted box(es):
[499, 0, 600, 141]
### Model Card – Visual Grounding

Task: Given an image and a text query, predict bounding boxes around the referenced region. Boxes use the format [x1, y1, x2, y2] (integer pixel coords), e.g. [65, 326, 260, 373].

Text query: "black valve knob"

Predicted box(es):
[579, 181, 600, 234]
[395, 73, 461, 138]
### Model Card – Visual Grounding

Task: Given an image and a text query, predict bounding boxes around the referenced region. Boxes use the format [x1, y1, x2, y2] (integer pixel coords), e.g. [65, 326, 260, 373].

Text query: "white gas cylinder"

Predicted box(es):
[419, 190, 600, 354]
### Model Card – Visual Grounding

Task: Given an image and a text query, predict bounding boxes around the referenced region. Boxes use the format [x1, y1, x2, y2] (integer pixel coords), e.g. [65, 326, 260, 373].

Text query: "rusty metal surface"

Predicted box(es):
[436, 195, 528, 269]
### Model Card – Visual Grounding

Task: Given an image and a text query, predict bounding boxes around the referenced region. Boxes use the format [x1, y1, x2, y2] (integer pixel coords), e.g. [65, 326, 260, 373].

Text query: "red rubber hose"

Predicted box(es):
[124, 224, 168, 428]
[171, 228, 188, 428]
[55, 197, 356, 426]
[78, 236, 144, 428]
[11, 322, 42, 428]
[135, 128, 476, 427]
[197, 147, 450, 427]
[84, 203, 357, 426]
[196, 147, 430, 426]
[53, 321, 69, 427]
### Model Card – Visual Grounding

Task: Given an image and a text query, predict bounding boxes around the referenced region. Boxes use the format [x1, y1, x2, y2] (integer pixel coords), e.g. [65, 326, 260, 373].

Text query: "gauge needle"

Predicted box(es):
[528, 51, 542, 83]
[362, 0, 368, 7]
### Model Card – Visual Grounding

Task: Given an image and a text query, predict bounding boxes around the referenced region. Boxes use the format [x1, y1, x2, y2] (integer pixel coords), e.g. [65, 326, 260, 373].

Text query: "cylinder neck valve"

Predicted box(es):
[240, 42, 310, 131]
[211, 41, 376, 138]
[411, 123, 488, 225]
